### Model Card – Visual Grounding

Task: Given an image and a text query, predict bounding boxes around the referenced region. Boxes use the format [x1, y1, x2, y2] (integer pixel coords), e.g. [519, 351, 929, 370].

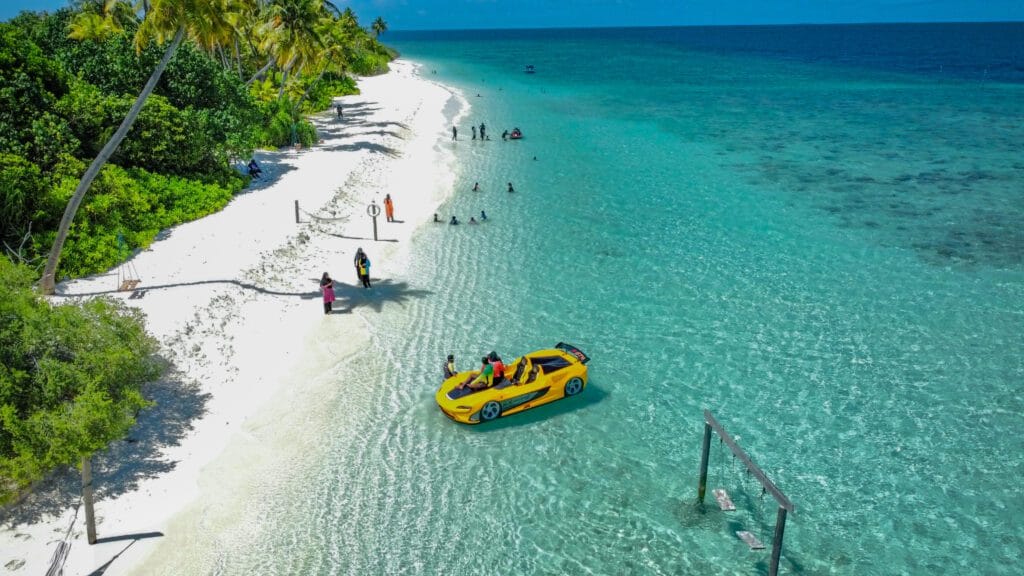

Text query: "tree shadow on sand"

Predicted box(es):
[0, 362, 210, 527]
[329, 278, 431, 314]
[54, 278, 321, 300]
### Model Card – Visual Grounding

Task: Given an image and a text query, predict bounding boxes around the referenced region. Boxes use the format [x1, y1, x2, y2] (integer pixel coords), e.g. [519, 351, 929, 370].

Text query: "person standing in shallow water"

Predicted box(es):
[507, 182, 515, 193]
[320, 272, 335, 314]
[452, 126, 457, 140]
[471, 126, 476, 140]
[384, 194, 395, 222]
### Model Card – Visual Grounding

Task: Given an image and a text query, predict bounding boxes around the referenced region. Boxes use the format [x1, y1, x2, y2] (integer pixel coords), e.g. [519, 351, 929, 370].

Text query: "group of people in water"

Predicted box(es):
[451, 123, 522, 142]
[434, 210, 488, 226]
[318, 247, 372, 314]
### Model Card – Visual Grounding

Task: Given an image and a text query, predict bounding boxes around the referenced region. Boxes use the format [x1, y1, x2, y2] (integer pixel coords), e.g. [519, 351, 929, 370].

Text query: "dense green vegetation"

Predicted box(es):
[0, 1, 392, 500]
[1, 0, 393, 281]
[0, 258, 161, 502]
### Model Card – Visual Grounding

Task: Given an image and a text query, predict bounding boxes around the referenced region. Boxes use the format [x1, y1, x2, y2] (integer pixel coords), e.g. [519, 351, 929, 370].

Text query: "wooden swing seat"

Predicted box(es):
[736, 531, 765, 550]
[118, 279, 140, 292]
[713, 488, 736, 511]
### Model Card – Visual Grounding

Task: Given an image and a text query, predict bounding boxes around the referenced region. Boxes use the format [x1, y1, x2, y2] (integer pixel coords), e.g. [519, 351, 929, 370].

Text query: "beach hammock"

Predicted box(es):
[115, 233, 141, 292]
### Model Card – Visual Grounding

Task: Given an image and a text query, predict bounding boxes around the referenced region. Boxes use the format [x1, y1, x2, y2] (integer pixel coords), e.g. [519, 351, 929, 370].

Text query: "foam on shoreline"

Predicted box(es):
[0, 60, 468, 576]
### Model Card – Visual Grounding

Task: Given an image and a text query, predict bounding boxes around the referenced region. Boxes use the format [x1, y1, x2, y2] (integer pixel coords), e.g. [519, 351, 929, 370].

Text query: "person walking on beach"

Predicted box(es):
[335, 103, 343, 119]
[443, 354, 457, 379]
[357, 252, 372, 288]
[384, 194, 395, 222]
[507, 182, 515, 193]
[471, 126, 477, 140]
[320, 272, 335, 314]
[452, 126, 457, 140]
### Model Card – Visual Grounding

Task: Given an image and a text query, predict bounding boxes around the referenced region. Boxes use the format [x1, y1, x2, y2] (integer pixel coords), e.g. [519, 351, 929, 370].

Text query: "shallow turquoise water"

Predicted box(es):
[213, 27, 1023, 575]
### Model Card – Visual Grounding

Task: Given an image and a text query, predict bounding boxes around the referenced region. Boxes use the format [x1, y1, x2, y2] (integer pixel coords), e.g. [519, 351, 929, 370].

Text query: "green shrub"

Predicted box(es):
[0, 258, 160, 502]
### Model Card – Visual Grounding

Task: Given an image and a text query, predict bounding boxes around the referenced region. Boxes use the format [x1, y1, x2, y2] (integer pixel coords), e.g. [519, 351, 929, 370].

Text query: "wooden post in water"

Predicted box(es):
[294, 200, 300, 223]
[697, 421, 712, 504]
[769, 506, 788, 576]
[81, 456, 97, 544]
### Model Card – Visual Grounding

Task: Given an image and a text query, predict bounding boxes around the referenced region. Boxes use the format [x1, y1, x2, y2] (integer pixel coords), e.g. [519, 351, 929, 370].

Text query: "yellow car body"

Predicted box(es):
[436, 342, 590, 424]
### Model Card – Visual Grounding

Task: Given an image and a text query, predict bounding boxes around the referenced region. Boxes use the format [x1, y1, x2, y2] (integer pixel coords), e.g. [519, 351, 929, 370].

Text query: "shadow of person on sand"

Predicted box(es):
[0, 361, 210, 527]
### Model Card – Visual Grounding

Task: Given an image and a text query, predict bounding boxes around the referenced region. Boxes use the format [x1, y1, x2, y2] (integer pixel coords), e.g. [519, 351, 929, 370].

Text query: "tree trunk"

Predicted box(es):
[82, 456, 97, 544]
[278, 68, 290, 99]
[295, 67, 327, 112]
[234, 38, 244, 80]
[247, 57, 275, 85]
[40, 27, 185, 294]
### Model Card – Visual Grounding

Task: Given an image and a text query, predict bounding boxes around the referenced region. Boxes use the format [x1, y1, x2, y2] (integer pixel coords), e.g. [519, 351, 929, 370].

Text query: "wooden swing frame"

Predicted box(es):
[697, 409, 795, 576]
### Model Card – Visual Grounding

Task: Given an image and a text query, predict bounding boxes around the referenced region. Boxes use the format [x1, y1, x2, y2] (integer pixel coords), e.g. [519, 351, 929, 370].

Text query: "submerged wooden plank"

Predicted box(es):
[713, 488, 736, 511]
[736, 530, 765, 550]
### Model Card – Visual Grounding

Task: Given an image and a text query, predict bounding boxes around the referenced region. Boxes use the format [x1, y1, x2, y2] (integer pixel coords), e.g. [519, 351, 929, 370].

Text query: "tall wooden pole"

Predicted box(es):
[81, 456, 97, 544]
[697, 422, 712, 504]
[769, 506, 787, 576]
[294, 200, 300, 223]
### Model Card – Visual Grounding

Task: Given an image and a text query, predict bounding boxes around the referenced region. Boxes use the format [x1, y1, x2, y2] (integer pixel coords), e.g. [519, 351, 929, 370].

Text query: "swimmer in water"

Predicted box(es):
[480, 210, 487, 221]
[450, 216, 460, 225]
[507, 182, 515, 193]
[472, 182, 479, 191]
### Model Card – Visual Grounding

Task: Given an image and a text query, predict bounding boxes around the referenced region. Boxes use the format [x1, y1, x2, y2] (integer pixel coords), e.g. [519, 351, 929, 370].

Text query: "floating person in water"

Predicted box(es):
[320, 272, 335, 314]
[469, 217, 478, 225]
[507, 182, 515, 193]
[472, 182, 479, 191]
[480, 210, 487, 221]
[472, 126, 477, 140]
[450, 216, 460, 225]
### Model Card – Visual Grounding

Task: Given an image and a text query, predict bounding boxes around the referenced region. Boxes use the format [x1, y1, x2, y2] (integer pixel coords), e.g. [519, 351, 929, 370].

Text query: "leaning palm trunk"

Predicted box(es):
[40, 27, 185, 294]
[295, 66, 327, 112]
[247, 57, 275, 85]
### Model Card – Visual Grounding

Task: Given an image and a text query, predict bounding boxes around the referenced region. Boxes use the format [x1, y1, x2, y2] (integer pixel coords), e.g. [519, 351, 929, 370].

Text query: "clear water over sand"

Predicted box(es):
[195, 25, 1023, 575]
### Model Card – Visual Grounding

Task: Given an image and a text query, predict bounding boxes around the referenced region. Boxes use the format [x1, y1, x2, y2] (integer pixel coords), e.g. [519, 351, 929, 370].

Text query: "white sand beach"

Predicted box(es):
[0, 60, 466, 575]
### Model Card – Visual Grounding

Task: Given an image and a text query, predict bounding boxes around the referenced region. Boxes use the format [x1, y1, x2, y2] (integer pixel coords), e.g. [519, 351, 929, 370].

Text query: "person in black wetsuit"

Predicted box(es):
[443, 355, 457, 379]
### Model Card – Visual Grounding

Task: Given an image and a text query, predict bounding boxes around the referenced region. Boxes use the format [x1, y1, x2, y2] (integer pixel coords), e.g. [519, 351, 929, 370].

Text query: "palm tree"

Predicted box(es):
[40, 0, 238, 293]
[258, 0, 327, 98]
[371, 16, 386, 39]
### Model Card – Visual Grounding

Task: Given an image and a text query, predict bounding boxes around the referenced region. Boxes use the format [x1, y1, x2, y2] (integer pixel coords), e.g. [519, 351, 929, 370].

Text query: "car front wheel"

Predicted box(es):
[564, 377, 584, 396]
[480, 401, 502, 421]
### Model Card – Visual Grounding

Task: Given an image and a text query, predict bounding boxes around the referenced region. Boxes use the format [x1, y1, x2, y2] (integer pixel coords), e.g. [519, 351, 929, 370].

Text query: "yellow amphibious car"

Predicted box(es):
[436, 342, 590, 424]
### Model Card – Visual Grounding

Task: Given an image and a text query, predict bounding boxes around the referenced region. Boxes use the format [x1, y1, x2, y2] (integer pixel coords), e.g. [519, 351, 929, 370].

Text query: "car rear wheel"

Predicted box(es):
[564, 377, 584, 396]
[480, 401, 502, 421]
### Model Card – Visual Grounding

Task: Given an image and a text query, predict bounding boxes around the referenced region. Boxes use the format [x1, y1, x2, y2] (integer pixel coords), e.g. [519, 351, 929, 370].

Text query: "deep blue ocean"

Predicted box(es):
[211, 24, 1023, 575]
